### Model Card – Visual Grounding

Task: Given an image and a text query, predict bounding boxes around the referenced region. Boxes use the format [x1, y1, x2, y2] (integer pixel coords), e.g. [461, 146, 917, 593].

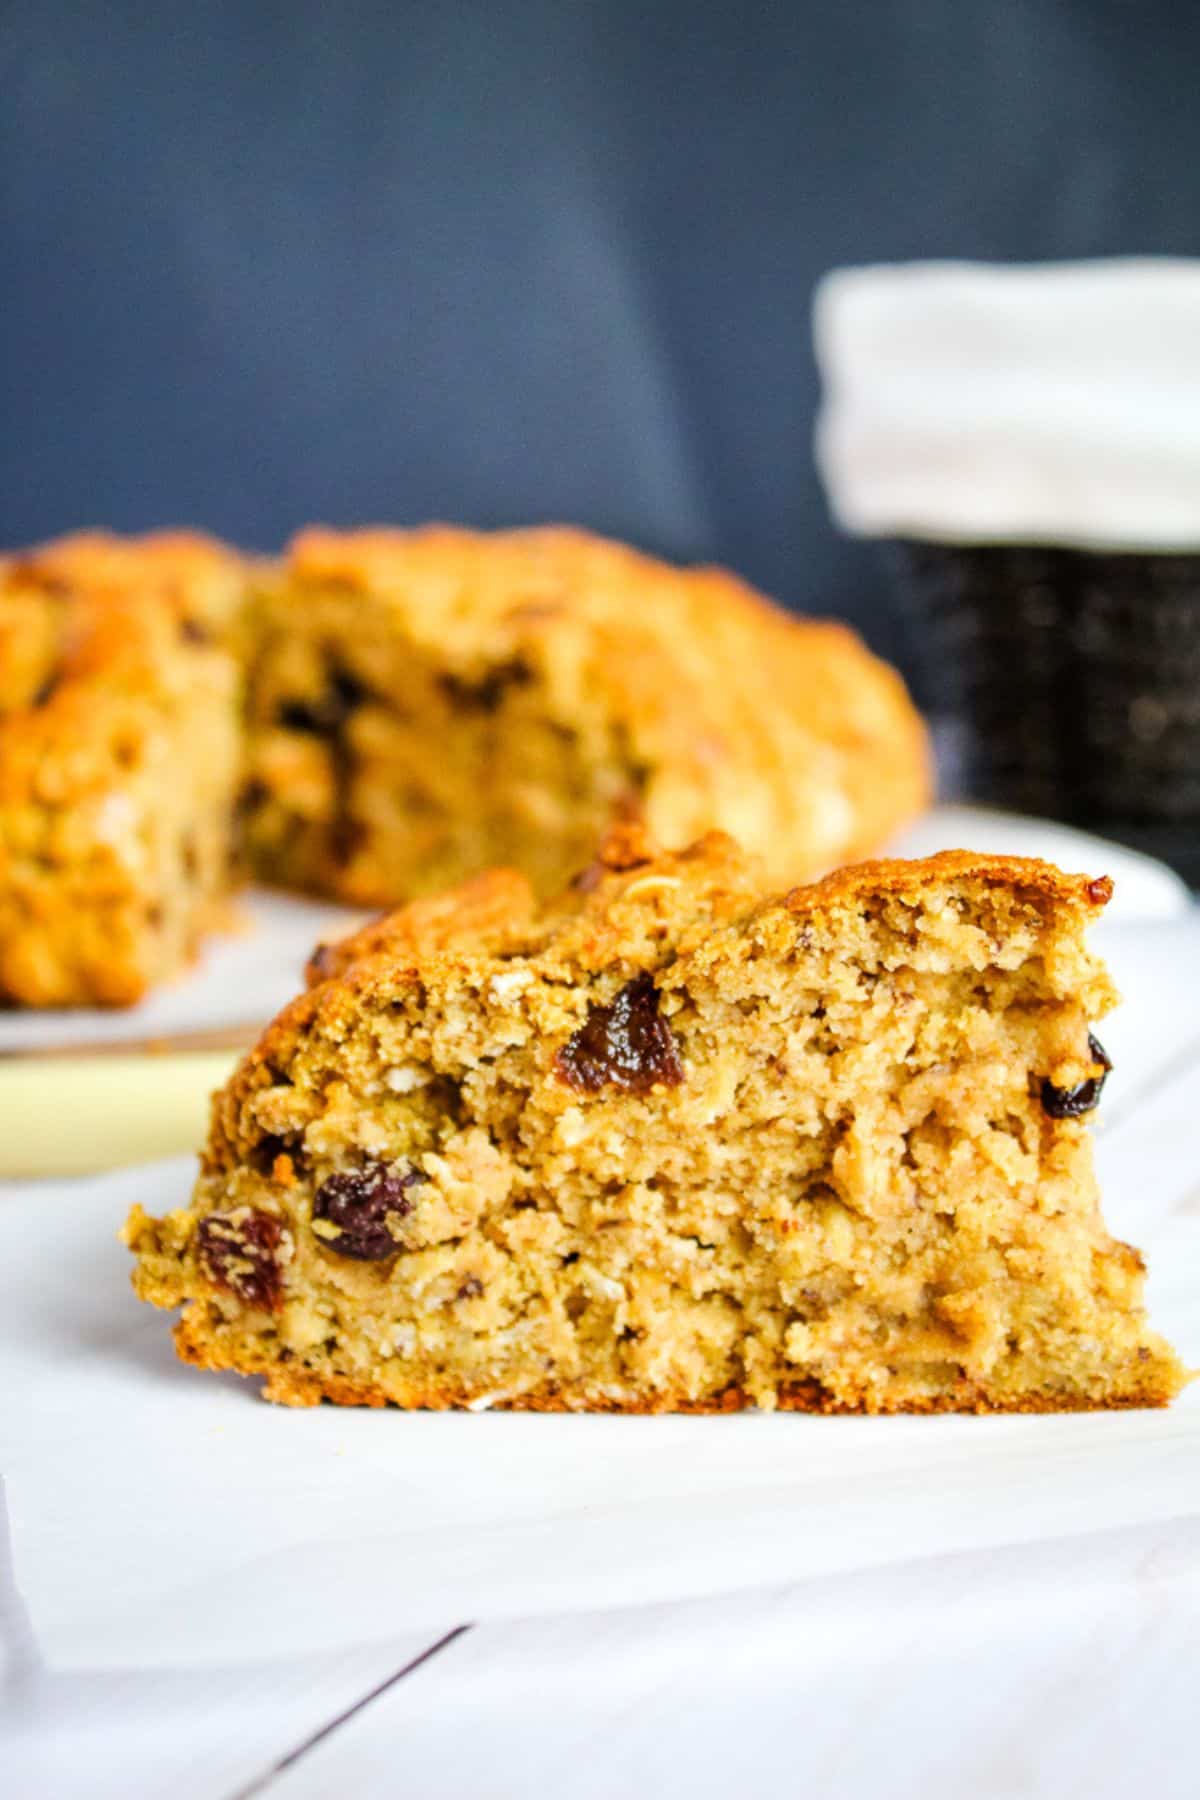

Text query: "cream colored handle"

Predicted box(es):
[0, 1052, 240, 1179]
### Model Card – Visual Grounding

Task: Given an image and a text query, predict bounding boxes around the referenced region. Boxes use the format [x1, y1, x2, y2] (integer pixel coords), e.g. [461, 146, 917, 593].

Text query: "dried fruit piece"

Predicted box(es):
[197, 1209, 285, 1310]
[311, 1160, 429, 1260]
[273, 665, 370, 866]
[556, 972, 684, 1095]
[277, 667, 366, 736]
[307, 941, 341, 984]
[439, 657, 533, 714]
[1041, 1032, 1113, 1120]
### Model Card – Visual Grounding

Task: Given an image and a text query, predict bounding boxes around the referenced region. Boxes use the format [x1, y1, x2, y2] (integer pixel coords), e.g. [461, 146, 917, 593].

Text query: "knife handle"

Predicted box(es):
[0, 1052, 239, 1178]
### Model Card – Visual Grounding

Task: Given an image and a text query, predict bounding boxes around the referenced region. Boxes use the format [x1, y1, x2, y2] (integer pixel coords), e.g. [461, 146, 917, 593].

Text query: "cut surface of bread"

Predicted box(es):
[125, 830, 1187, 1413]
[238, 524, 930, 902]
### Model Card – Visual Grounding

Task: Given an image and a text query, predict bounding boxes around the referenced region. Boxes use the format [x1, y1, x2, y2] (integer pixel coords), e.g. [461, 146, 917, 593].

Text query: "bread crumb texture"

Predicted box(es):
[124, 830, 1188, 1413]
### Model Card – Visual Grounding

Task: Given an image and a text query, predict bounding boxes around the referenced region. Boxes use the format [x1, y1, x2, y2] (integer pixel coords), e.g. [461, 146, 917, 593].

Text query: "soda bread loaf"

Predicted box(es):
[1, 524, 929, 1006]
[238, 525, 930, 905]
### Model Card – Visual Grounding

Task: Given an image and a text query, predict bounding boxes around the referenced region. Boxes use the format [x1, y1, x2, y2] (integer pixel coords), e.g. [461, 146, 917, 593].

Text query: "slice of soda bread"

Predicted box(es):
[125, 830, 1186, 1412]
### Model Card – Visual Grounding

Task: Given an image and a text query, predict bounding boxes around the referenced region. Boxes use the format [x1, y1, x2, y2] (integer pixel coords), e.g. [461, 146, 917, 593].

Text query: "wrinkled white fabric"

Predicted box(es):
[815, 259, 1200, 549]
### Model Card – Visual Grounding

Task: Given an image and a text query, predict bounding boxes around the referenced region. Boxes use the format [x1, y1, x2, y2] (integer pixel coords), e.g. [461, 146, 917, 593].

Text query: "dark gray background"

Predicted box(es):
[3, 1, 1199, 685]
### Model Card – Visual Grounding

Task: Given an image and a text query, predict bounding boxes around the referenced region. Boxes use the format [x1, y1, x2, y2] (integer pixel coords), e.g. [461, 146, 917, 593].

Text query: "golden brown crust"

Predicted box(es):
[783, 849, 1112, 919]
[0, 531, 245, 693]
[173, 1312, 1180, 1414]
[305, 867, 537, 986]
[0, 531, 247, 1005]
[3, 528, 241, 586]
[0, 529, 245, 786]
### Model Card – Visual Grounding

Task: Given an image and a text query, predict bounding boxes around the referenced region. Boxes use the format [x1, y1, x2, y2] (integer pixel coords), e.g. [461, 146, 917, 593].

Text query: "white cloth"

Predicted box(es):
[815, 258, 1200, 548]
